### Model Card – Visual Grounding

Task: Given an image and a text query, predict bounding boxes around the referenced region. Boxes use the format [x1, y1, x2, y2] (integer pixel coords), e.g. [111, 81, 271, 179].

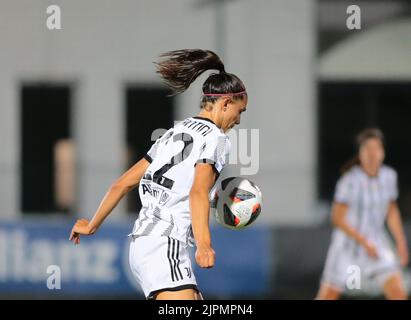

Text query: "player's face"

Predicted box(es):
[359, 138, 385, 170]
[221, 95, 248, 132]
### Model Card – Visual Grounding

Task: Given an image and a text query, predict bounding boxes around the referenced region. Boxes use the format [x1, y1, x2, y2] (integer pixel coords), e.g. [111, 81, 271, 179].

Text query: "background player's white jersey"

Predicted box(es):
[129, 117, 230, 246]
[331, 164, 398, 251]
[321, 165, 400, 289]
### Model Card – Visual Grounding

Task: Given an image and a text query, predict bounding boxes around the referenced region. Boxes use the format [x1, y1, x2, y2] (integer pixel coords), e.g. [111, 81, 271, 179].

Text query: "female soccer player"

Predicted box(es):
[316, 128, 409, 300]
[69, 49, 248, 300]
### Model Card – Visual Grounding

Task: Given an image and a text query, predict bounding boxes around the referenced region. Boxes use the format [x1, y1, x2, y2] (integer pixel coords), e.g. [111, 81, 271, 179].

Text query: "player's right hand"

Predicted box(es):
[69, 218, 93, 245]
[363, 240, 379, 259]
[195, 244, 215, 268]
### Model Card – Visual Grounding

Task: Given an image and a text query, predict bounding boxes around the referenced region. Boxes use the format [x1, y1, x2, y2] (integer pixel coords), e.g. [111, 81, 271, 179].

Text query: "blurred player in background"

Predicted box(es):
[69, 49, 248, 300]
[316, 128, 409, 300]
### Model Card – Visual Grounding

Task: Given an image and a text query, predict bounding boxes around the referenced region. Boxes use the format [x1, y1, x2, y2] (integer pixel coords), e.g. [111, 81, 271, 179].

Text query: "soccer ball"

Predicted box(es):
[211, 177, 262, 230]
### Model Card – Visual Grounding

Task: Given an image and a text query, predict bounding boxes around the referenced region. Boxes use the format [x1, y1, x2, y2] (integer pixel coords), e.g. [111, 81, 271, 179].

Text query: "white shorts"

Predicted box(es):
[129, 235, 199, 299]
[321, 240, 400, 291]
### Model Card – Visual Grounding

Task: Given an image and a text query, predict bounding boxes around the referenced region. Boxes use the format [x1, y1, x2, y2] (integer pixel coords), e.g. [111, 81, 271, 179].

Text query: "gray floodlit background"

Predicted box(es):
[1, 0, 411, 299]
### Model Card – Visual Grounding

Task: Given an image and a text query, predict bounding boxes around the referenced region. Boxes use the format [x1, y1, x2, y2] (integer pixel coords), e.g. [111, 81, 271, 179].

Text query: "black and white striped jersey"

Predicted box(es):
[321, 165, 400, 287]
[331, 165, 398, 254]
[129, 116, 230, 246]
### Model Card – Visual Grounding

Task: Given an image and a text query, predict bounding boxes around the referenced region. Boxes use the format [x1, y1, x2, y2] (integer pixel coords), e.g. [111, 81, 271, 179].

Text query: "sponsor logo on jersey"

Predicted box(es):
[141, 183, 171, 206]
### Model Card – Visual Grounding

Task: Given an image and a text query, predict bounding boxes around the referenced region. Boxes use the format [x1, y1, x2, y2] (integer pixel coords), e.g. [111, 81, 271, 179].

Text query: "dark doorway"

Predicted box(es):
[21, 84, 72, 214]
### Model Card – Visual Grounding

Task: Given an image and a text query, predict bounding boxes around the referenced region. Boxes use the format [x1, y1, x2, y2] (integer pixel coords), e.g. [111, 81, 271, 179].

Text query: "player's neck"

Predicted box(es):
[360, 164, 379, 177]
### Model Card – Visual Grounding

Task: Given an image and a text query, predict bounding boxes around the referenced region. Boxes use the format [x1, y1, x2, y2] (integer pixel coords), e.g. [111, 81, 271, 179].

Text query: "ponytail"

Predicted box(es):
[340, 155, 360, 175]
[154, 49, 247, 104]
[154, 49, 225, 95]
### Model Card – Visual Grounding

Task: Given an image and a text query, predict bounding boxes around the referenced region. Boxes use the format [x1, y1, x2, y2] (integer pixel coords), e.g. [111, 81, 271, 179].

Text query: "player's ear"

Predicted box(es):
[222, 97, 231, 111]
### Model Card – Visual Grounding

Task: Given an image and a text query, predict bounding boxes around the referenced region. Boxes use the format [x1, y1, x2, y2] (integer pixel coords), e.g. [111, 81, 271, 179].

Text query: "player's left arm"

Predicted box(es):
[387, 201, 409, 267]
[69, 157, 151, 244]
[189, 163, 217, 268]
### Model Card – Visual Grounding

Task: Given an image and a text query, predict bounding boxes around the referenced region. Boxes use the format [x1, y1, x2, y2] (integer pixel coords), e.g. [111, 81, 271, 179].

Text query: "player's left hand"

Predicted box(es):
[69, 218, 93, 245]
[397, 242, 409, 267]
[195, 243, 215, 269]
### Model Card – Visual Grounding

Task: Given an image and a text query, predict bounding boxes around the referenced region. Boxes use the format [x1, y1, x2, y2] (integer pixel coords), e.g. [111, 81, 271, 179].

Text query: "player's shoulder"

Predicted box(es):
[208, 126, 227, 141]
[380, 164, 397, 179]
[205, 126, 229, 147]
[338, 165, 361, 185]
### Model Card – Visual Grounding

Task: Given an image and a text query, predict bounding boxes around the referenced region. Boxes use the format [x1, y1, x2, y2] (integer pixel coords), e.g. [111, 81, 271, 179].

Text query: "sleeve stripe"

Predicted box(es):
[194, 161, 220, 180]
[196, 158, 216, 165]
[143, 154, 153, 163]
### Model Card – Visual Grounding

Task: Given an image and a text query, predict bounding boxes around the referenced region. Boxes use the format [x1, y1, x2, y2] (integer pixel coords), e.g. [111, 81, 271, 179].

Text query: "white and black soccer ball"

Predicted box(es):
[211, 177, 262, 230]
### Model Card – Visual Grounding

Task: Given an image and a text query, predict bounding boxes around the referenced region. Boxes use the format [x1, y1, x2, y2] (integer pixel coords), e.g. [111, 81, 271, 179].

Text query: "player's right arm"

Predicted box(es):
[69, 157, 151, 244]
[332, 202, 378, 259]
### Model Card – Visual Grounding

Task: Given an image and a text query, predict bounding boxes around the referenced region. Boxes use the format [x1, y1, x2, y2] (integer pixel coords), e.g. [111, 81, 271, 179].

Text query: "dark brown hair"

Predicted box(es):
[340, 128, 385, 175]
[154, 49, 246, 106]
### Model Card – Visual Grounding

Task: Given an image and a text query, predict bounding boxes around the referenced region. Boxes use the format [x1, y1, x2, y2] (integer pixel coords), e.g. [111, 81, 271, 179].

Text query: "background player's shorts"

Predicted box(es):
[129, 234, 199, 299]
[320, 240, 400, 291]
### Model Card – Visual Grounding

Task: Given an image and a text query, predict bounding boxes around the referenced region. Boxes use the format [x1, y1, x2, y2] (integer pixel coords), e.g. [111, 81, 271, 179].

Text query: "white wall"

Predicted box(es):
[0, 0, 317, 225]
[319, 18, 411, 80]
